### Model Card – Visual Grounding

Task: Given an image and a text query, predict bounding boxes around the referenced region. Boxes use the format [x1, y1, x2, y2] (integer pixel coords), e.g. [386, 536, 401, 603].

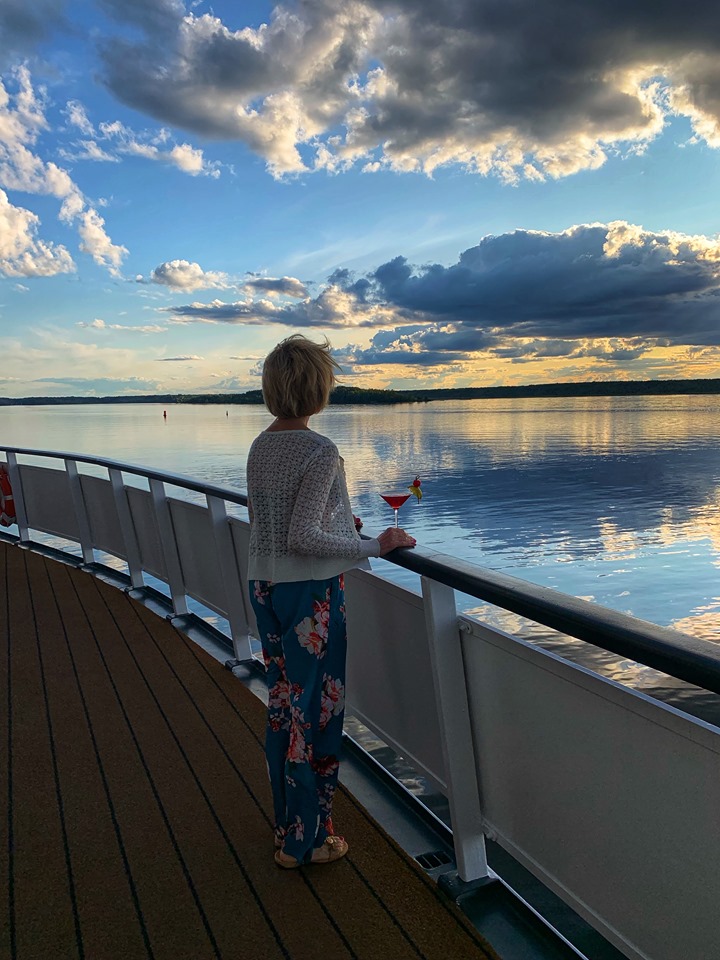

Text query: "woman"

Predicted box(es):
[247, 334, 416, 868]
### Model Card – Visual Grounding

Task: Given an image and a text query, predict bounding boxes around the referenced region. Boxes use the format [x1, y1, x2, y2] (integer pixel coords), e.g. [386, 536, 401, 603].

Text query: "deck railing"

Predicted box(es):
[2, 445, 719, 960]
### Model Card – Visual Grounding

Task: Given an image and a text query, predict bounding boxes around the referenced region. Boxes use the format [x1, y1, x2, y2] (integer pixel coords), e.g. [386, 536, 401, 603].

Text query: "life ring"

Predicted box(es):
[0, 466, 16, 527]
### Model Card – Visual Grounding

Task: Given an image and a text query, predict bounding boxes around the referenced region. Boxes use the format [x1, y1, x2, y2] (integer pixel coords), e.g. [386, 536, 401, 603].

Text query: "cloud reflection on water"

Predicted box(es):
[3, 395, 719, 721]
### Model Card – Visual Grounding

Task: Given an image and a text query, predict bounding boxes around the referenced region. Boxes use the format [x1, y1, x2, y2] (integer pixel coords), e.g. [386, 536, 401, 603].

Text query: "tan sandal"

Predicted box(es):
[274, 819, 335, 849]
[274, 836, 348, 869]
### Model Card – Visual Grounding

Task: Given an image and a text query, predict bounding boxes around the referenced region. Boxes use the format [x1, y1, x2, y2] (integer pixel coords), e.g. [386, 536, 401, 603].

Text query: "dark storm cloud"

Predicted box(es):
[0, 0, 67, 67]
[492, 337, 652, 362]
[336, 329, 470, 366]
[94, 0, 720, 177]
[362, 223, 720, 344]
[243, 276, 309, 298]
[97, 0, 184, 37]
[160, 222, 720, 366]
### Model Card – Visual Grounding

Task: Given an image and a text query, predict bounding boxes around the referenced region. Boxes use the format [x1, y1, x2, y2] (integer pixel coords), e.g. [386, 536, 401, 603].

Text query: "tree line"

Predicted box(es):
[2, 378, 720, 406]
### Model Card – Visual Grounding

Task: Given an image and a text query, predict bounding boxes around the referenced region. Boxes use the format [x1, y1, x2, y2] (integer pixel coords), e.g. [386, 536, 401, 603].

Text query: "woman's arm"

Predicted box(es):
[288, 445, 378, 559]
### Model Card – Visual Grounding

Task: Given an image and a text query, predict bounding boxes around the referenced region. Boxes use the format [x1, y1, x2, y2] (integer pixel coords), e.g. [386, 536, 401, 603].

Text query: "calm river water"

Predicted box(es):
[3, 396, 720, 723]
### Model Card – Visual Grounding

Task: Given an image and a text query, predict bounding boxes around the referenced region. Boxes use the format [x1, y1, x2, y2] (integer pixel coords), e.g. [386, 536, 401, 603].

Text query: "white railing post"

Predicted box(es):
[6, 452, 30, 543]
[149, 478, 188, 617]
[65, 459, 95, 565]
[421, 575, 489, 882]
[206, 496, 253, 660]
[109, 469, 145, 590]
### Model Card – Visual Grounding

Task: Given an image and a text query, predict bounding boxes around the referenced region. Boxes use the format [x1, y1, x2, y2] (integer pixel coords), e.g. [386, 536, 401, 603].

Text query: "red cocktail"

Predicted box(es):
[380, 493, 411, 527]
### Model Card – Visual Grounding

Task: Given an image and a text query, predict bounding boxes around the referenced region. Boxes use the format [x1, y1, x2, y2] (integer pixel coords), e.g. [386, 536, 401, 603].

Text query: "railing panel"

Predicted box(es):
[228, 518, 258, 641]
[168, 498, 227, 616]
[461, 617, 720, 960]
[80, 474, 126, 559]
[344, 569, 445, 792]
[126, 486, 167, 581]
[18, 464, 79, 541]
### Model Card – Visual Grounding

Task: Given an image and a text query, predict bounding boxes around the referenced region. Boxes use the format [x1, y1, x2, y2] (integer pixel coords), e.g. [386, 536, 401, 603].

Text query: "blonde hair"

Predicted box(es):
[261, 334, 340, 418]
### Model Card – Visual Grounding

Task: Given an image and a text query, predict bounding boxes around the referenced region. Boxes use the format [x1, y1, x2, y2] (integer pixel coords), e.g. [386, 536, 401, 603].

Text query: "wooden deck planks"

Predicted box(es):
[1, 541, 499, 960]
[25, 546, 149, 960]
[6, 548, 80, 960]
[0, 545, 11, 960]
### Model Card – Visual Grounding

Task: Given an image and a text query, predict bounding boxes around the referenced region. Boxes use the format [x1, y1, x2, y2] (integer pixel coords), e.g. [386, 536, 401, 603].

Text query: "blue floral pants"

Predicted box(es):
[249, 575, 347, 863]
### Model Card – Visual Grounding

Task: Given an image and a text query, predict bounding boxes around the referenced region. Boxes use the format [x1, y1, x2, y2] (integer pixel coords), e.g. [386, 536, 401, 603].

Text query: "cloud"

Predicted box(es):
[65, 100, 93, 135]
[76, 318, 167, 333]
[145, 259, 229, 291]
[0, 67, 127, 276]
[76, 207, 127, 275]
[0, 0, 67, 69]
[162, 287, 398, 327]
[243, 275, 309, 298]
[31, 376, 163, 394]
[164, 221, 720, 362]
[199, 375, 254, 391]
[0, 333, 182, 397]
[97, 0, 185, 37]
[62, 103, 221, 176]
[155, 355, 205, 361]
[94, 0, 720, 180]
[162, 220, 720, 372]
[76, 318, 108, 329]
[0, 188, 75, 277]
[356, 221, 720, 342]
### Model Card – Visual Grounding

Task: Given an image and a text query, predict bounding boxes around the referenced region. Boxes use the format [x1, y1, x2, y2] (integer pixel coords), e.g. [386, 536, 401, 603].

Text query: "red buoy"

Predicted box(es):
[0, 466, 16, 527]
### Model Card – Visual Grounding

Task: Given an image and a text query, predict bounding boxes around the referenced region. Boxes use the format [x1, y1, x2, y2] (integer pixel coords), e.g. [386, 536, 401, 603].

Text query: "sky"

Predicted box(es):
[1, 0, 720, 397]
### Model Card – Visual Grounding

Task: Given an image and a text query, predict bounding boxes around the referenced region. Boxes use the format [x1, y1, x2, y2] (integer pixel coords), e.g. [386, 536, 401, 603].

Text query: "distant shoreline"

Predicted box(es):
[2, 378, 720, 407]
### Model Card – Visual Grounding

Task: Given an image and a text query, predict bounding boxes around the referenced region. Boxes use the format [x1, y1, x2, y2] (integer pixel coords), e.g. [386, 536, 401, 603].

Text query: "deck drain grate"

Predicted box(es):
[415, 850, 452, 870]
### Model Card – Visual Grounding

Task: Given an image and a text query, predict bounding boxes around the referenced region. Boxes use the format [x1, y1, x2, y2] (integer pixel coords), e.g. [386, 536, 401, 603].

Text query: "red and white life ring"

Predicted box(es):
[0, 466, 16, 527]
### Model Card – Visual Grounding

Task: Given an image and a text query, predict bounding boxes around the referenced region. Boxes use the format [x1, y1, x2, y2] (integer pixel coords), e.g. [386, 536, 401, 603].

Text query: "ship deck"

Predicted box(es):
[1, 540, 511, 960]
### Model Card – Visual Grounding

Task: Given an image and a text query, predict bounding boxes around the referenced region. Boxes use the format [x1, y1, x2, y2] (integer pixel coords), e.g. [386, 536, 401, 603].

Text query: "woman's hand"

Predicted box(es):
[377, 527, 416, 555]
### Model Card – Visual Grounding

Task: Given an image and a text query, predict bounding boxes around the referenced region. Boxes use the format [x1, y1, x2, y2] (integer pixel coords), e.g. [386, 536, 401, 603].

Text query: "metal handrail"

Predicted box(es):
[3, 444, 720, 696]
[390, 547, 720, 696]
[0, 444, 248, 506]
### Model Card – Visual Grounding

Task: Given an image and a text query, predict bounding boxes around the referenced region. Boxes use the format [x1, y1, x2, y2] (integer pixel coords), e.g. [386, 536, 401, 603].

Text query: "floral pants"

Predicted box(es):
[249, 575, 347, 863]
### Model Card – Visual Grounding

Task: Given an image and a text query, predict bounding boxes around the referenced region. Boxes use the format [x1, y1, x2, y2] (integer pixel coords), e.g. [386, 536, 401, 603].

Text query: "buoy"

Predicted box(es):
[0, 466, 16, 527]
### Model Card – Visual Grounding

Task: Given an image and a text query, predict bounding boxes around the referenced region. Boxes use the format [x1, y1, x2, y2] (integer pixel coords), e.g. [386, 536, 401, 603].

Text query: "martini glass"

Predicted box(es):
[380, 492, 411, 527]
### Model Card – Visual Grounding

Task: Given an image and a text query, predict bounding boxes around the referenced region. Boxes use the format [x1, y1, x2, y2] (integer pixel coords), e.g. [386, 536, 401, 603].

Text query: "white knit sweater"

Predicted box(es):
[246, 429, 380, 582]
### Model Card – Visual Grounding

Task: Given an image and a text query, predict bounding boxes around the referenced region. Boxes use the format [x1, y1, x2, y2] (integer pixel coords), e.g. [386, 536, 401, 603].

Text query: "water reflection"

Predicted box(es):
[3, 396, 720, 716]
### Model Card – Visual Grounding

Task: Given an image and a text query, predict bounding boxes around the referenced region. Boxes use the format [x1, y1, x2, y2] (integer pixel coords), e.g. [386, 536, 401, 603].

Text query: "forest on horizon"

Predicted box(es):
[2, 377, 720, 407]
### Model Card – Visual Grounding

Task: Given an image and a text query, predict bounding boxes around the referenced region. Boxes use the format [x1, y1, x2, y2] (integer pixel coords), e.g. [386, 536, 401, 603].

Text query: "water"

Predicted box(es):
[3, 396, 720, 723]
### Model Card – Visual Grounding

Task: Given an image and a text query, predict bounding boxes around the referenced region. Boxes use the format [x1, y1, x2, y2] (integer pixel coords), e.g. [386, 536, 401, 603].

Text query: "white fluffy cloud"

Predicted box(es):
[63, 107, 221, 177]
[0, 67, 127, 276]
[76, 207, 127, 275]
[145, 259, 229, 291]
[0, 189, 75, 277]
